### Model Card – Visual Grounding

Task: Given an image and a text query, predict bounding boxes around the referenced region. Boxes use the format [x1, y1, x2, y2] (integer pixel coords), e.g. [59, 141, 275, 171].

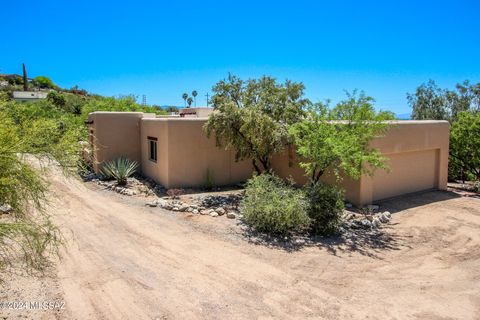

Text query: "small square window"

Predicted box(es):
[148, 137, 157, 162]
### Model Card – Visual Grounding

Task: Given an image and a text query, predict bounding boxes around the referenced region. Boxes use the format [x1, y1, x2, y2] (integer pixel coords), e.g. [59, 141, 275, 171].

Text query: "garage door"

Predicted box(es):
[372, 149, 439, 201]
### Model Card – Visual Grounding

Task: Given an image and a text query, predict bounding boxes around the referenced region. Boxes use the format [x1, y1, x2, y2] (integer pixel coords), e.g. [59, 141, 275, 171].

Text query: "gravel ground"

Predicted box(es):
[2, 169, 479, 319]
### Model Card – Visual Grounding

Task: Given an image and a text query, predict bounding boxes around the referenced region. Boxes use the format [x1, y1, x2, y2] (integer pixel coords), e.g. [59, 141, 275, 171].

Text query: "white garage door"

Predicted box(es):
[372, 149, 439, 201]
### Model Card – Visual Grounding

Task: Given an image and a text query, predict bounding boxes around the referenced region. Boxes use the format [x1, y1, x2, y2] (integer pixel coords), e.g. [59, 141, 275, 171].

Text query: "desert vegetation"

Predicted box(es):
[408, 80, 480, 183]
[0, 80, 166, 275]
[205, 75, 395, 236]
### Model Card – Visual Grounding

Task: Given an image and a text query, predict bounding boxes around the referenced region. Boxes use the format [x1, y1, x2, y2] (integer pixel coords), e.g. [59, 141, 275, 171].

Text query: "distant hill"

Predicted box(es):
[395, 113, 411, 120]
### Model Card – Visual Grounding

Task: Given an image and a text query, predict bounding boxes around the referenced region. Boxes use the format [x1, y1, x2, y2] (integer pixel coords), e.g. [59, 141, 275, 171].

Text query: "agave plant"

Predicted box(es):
[101, 157, 139, 186]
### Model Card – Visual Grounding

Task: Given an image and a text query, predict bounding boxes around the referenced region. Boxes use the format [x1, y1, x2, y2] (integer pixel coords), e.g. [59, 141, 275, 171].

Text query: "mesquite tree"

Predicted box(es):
[204, 74, 309, 174]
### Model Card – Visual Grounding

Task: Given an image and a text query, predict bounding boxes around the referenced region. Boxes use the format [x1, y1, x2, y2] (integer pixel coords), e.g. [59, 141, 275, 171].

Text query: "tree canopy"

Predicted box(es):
[408, 80, 480, 122]
[289, 92, 394, 183]
[450, 111, 480, 180]
[204, 74, 310, 174]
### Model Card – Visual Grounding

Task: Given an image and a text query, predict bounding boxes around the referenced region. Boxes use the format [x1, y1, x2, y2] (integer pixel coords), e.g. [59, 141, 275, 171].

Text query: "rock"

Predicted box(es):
[345, 203, 353, 208]
[146, 201, 158, 207]
[178, 204, 189, 212]
[172, 207, 179, 211]
[360, 219, 373, 229]
[372, 218, 381, 228]
[295, 238, 306, 245]
[192, 209, 199, 214]
[226, 212, 236, 219]
[383, 211, 392, 219]
[344, 213, 354, 221]
[200, 209, 209, 215]
[215, 207, 226, 215]
[379, 212, 390, 223]
[83, 173, 97, 181]
[209, 212, 219, 217]
[124, 189, 134, 196]
[0, 204, 12, 213]
[367, 204, 380, 211]
[366, 215, 374, 222]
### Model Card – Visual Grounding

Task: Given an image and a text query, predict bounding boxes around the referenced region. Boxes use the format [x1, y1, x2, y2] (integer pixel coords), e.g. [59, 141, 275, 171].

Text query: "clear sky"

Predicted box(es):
[1, 0, 479, 114]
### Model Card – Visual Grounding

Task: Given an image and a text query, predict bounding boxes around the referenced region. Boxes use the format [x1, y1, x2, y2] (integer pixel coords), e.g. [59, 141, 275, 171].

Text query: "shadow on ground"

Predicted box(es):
[241, 190, 467, 258]
[241, 225, 408, 258]
[377, 190, 462, 213]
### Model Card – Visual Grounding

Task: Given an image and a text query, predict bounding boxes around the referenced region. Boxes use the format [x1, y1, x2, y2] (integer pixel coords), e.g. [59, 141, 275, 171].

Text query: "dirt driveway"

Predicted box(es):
[4, 170, 480, 319]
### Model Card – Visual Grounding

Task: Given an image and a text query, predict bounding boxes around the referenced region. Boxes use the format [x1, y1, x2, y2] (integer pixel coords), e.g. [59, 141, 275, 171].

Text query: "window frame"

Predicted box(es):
[148, 136, 157, 162]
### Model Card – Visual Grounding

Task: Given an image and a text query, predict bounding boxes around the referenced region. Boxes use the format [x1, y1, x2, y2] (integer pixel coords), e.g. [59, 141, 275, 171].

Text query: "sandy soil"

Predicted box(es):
[2, 170, 480, 320]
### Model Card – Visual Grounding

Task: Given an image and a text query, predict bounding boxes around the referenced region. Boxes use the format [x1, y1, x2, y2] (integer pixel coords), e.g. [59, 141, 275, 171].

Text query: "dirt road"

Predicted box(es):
[6, 170, 480, 319]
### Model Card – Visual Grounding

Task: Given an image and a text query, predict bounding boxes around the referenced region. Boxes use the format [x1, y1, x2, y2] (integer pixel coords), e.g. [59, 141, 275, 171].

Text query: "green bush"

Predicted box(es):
[101, 157, 139, 185]
[305, 182, 344, 235]
[241, 173, 311, 235]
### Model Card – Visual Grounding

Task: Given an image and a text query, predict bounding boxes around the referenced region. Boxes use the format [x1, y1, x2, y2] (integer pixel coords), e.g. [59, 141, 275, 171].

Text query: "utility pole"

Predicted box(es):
[205, 93, 209, 107]
[142, 95, 147, 106]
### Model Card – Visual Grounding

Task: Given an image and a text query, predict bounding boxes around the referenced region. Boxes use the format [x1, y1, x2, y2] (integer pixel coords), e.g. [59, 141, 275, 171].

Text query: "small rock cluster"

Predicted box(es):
[146, 197, 239, 219]
[343, 209, 392, 230]
[93, 179, 137, 196]
[85, 172, 166, 197]
[0, 204, 13, 214]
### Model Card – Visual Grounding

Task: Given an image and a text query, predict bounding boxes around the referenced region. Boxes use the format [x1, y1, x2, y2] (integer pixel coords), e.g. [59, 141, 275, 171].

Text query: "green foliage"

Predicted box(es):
[409, 80, 480, 181]
[204, 74, 309, 173]
[47, 91, 66, 107]
[305, 182, 344, 235]
[450, 111, 480, 180]
[0, 99, 67, 273]
[408, 80, 480, 122]
[165, 106, 179, 113]
[32, 76, 57, 89]
[289, 91, 394, 183]
[101, 157, 139, 185]
[241, 174, 311, 235]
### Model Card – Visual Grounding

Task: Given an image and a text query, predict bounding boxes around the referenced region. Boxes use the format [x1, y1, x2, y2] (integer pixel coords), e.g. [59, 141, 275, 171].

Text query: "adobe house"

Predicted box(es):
[87, 110, 449, 206]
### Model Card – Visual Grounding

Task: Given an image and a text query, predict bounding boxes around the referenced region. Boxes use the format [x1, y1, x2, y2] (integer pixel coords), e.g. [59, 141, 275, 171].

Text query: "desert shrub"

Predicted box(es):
[241, 173, 311, 235]
[47, 91, 66, 107]
[100, 157, 138, 185]
[305, 182, 345, 235]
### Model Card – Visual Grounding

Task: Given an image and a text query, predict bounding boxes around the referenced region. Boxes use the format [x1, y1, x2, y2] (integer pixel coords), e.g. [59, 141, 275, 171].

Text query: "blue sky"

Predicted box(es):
[1, 0, 479, 114]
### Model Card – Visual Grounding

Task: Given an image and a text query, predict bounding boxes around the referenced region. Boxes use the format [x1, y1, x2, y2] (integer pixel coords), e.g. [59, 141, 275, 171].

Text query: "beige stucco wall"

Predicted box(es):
[140, 118, 253, 187]
[89, 112, 449, 206]
[87, 112, 154, 172]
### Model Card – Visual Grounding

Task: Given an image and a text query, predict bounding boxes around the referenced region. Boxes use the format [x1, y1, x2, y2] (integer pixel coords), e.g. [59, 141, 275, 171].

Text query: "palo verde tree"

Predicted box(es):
[289, 91, 394, 184]
[204, 74, 309, 174]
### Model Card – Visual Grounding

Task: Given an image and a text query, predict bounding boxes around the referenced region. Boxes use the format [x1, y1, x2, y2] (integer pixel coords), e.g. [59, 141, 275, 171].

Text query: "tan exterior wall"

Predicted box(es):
[89, 112, 449, 207]
[139, 118, 253, 187]
[87, 112, 154, 172]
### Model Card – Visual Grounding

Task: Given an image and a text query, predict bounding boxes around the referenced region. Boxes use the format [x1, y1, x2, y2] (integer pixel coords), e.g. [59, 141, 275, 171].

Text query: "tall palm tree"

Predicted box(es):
[192, 90, 198, 107]
[187, 97, 193, 108]
[182, 93, 188, 108]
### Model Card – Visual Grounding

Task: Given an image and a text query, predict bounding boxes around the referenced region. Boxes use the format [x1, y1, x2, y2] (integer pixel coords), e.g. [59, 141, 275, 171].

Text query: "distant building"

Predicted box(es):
[178, 107, 213, 118]
[12, 91, 48, 102]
